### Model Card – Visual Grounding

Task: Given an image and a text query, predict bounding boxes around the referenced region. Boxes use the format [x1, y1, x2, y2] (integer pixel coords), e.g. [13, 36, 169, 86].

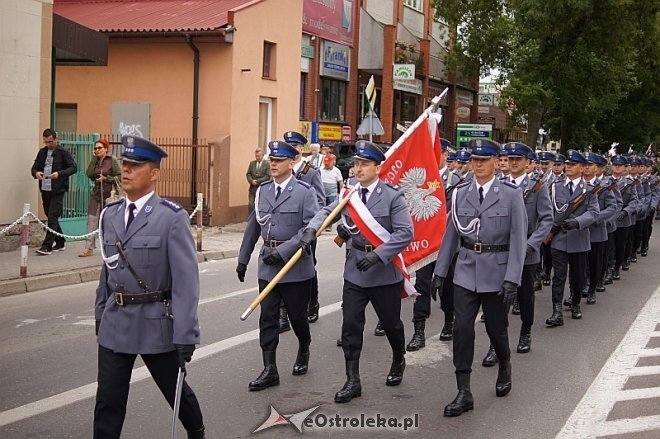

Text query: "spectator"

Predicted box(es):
[30, 128, 77, 255]
[306, 143, 324, 168]
[246, 148, 270, 214]
[79, 138, 121, 257]
[320, 154, 343, 206]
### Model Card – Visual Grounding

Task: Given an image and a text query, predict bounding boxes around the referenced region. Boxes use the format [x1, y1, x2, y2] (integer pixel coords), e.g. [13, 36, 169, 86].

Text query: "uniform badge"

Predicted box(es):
[376, 187, 382, 194]
[494, 186, 500, 193]
[145, 205, 153, 213]
[288, 185, 293, 191]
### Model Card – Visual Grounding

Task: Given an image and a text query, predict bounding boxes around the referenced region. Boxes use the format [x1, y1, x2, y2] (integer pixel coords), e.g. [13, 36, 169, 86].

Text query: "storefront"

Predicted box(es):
[392, 77, 423, 140]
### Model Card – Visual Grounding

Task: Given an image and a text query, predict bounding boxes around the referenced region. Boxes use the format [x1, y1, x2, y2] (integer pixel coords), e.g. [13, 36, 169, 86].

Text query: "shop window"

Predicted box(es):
[55, 104, 77, 132]
[320, 78, 346, 122]
[404, 0, 423, 12]
[263, 41, 276, 79]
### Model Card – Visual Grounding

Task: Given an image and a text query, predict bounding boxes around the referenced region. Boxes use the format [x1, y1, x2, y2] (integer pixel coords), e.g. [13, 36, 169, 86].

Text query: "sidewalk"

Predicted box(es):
[0, 223, 248, 297]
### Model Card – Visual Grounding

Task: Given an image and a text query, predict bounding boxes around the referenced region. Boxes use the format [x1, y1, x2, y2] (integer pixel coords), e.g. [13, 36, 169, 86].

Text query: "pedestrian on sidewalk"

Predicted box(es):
[31, 128, 77, 255]
[80, 138, 121, 257]
[246, 148, 270, 215]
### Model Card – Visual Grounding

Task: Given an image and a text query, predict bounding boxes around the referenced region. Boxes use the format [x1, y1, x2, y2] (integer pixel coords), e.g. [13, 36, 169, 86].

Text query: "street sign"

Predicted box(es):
[456, 123, 493, 149]
[365, 76, 377, 110]
[356, 109, 385, 136]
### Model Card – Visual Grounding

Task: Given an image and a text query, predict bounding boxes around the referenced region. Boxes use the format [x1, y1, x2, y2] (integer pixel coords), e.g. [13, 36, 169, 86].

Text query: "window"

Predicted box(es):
[319, 78, 346, 121]
[55, 104, 77, 132]
[299, 73, 307, 119]
[404, 0, 423, 12]
[258, 97, 273, 151]
[262, 42, 276, 79]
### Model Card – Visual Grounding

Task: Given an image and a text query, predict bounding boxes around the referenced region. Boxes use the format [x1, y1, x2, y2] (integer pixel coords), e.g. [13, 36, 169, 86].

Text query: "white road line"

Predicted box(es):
[627, 365, 660, 376]
[556, 284, 660, 438]
[638, 347, 660, 357]
[617, 387, 660, 401]
[0, 300, 343, 428]
[198, 287, 257, 305]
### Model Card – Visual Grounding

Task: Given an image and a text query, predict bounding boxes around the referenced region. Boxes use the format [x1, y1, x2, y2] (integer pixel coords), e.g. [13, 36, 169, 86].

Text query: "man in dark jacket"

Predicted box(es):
[30, 128, 77, 255]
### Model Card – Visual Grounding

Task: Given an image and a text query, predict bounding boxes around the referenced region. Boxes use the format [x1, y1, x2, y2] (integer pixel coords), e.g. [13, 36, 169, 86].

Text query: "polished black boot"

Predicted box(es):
[571, 304, 582, 319]
[542, 273, 551, 286]
[581, 280, 590, 297]
[495, 359, 512, 397]
[386, 350, 406, 386]
[546, 303, 564, 327]
[278, 306, 290, 333]
[374, 320, 385, 336]
[517, 326, 531, 354]
[604, 268, 613, 285]
[533, 277, 543, 291]
[622, 261, 630, 271]
[307, 301, 319, 323]
[511, 297, 521, 315]
[187, 426, 205, 439]
[586, 290, 596, 305]
[563, 293, 573, 308]
[336, 336, 342, 347]
[613, 267, 621, 280]
[249, 351, 279, 391]
[292, 343, 310, 375]
[444, 373, 474, 417]
[596, 278, 606, 292]
[641, 247, 648, 257]
[630, 255, 637, 263]
[335, 360, 361, 403]
[406, 320, 426, 351]
[439, 312, 454, 341]
[482, 344, 498, 367]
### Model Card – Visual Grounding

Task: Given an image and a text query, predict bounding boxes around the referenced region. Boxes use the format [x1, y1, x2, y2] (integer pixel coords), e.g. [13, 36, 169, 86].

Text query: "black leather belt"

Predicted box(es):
[263, 239, 286, 248]
[114, 290, 171, 306]
[352, 242, 376, 253]
[461, 240, 509, 254]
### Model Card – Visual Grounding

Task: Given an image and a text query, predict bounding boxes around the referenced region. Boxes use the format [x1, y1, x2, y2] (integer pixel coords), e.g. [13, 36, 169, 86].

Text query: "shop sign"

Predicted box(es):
[318, 123, 343, 140]
[477, 116, 496, 124]
[456, 123, 493, 149]
[393, 64, 415, 79]
[320, 40, 350, 81]
[456, 106, 471, 118]
[303, 0, 354, 46]
[342, 125, 352, 141]
[301, 44, 315, 59]
[393, 78, 422, 95]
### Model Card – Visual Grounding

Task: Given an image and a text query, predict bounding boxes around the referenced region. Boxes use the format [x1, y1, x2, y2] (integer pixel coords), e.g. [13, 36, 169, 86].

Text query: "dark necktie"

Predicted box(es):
[361, 187, 369, 204]
[568, 181, 574, 196]
[275, 186, 282, 201]
[126, 203, 136, 230]
[478, 187, 484, 204]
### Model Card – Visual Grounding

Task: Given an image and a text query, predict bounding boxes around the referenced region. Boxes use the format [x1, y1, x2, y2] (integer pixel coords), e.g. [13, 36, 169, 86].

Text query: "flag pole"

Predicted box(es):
[384, 87, 449, 160]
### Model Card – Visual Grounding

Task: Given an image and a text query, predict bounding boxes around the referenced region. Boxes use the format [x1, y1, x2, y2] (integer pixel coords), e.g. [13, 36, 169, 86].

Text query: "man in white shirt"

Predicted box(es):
[320, 154, 344, 205]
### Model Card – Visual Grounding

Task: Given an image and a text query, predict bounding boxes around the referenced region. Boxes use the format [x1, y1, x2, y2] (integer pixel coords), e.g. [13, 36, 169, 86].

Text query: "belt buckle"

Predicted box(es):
[473, 242, 482, 254]
[269, 240, 277, 248]
[115, 292, 124, 306]
[364, 244, 373, 253]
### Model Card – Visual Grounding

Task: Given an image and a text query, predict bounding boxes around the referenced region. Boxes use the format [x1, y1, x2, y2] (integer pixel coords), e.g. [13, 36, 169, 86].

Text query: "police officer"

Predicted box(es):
[456, 149, 474, 182]
[539, 151, 556, 184]
[94, 136, 205, 438]
[597, 155, 623, 286]
[432, 139, 527, 417]
[447, 151, 458, 172]
[641, 158, 659, 255]
[611, 155, 639, 280]
[301, 140, 413, 403]
[236, 141, 319, 391]
[497, 150, 510, 179]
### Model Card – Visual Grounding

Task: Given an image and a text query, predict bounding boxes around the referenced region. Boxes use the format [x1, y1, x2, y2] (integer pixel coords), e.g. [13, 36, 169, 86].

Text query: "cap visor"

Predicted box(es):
[121, 156, 151, 164]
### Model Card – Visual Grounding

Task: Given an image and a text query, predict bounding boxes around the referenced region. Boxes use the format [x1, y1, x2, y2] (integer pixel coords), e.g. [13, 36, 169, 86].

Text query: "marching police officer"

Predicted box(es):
[94, 136, 205, 438]
[300, 140, 413, 403]
[641, 158, 659, 255]
[236, 141, 319, 391]
[539, 151, 556, 184]
[611, 155, 639, 280]
[432, 139, 527, 417]
[597, 155, 623, 286]
[456, 149, 474, 182]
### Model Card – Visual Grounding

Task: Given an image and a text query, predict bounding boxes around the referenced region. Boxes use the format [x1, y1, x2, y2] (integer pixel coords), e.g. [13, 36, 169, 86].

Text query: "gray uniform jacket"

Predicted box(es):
[616, 177, 639, 228]
[308, 181, 413, 288]
[433, 178, 528, 292]
[637, 178, 652, 219]
[95, 194, 200, 354]
[294, 162, 325, 208]
[442, 168, 462, 212]
[238, 179, 319, 283]
[516, 175, 554, 265]
[650, 175, 660, 212]
[603, 175, 623, 234]
[549, 179, 600, 253]
[588, 178, 618, 243]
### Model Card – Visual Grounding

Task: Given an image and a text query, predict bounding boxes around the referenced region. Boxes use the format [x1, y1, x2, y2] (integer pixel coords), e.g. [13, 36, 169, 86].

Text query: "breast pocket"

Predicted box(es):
[455, 208, 476, 228]
[130, 236, 161, 267]
[487, 207, 509, 229]
[371, 208, 390, 228]
[278, 206, 299, 225]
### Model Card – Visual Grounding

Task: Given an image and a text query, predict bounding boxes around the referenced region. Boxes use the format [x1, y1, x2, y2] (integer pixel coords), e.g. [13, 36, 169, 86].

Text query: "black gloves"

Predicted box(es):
[174, 344, 195, 368]
[336, 224, 351, 241]
[95, 319, 101, 336]
[236, 262, 247, 282]
[431, 275, 445, 301]
[356, 252, 381, 272]
[498, 281, 518, 308]
[525, 245, 535, 259]
[299, 228, 317, 255]
[617, 211, 628, 221]
[562, 218, 579, 231]
[262, 247, 283, 266]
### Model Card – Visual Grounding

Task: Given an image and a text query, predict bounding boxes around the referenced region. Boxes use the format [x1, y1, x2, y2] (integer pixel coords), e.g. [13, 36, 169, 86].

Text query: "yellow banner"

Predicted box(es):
[318, 124, 343, 141]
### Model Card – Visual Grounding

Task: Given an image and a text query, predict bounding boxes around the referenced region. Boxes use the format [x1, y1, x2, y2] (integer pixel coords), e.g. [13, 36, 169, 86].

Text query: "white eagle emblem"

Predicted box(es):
[399, 167, 443, 221]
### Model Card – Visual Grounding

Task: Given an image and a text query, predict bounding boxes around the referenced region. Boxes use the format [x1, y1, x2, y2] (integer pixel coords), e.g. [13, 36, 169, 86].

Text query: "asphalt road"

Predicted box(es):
[0, 233, 658, 438]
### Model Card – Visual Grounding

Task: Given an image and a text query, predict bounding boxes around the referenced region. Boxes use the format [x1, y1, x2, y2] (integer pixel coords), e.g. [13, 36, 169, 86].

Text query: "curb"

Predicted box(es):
[0, 250, 239, 298]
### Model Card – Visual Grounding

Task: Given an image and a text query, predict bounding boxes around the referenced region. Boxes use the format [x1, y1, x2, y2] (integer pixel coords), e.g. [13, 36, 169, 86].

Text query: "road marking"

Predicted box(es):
[198, 287, 257, 305]
[0, 300, 343, 427]
[557, 284, 660, 438]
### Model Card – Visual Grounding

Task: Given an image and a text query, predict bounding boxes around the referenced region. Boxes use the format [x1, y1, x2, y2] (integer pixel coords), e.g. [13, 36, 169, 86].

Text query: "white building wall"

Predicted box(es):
[365, 0, 393, 25]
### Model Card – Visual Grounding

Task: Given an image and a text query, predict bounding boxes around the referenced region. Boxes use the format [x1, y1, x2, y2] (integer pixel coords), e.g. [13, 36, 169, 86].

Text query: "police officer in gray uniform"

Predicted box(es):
[236, 141, 319, 391]
[94, 136, 205, 438]
[432, 139, 527, 417]
[611, 155, 639, 280]
[300, 140, 413, 403]
[598, 155, 623, 286]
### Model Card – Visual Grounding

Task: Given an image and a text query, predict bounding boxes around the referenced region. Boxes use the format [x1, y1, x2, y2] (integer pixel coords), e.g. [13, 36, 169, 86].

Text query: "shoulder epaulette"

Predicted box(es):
[455, 181, 471, 190]
[385, 182, 400, 190]
[259, 180, 272, 187]
[105, 198, 124, 208]
[501, 180, 519, 189]
[297, 180, 311, 189]
[160, 198, 183, 212]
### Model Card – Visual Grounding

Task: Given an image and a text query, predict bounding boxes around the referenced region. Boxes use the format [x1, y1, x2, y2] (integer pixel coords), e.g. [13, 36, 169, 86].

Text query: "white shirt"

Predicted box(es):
[125, 190, 155, 227]
[320, 166, 343, 186]
[439, 166, 448, 176]
[273, 175, 294, 196]
[588, 176, 598, 185]
[475, 176, 496, 197]
[565, 177, 582, 193]
[359, 179, 379, 203]
[510, 174, 526, 187]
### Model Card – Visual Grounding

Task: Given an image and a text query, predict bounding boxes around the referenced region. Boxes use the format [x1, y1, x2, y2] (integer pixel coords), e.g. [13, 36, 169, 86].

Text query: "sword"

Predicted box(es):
[171, 364, 186, 439]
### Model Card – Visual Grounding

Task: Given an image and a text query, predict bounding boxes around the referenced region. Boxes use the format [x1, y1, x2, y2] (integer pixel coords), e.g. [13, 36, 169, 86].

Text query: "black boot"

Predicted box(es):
[533, 277, 543, 291]
[546, 303, 564, 327]
[439, 312, 454, 341]
[586, 290, 596, 305]
[444, 373, 474, 417]
[517, 326, 531, 354]
[335, 360, 361, 403]
[542, 273, 551, 286]
[482, 344, 498, 367]
[613, 267, 621, 280]
[596, 278, 606, 292]
[604, 268, 613, 285]
[495, 359, 512, 397]
[386, 350, 406, 386]
[374, 320, 385, 336]
[622, 261, 630, 271]
[406, 320, 426, 351]
[511, 297, 521, 315]
[278, 306, 290, 333]
[249, 351, 279, 391]
[641, 247, 648, 257]
[336, 336, 342, 347]
[563, 293, 573, 308]
[571, 304, 582, 319]
[581, 281, 590, 297]
[292, 343, 310, 375]
[307, 301, 319, 323]
[630, 255, 637, 263]
[187, 426, 205, 439]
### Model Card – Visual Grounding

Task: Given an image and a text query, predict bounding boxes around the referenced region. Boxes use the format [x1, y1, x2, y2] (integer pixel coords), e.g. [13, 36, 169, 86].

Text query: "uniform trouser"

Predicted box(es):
[341, 279, 405, 361]
[641, 215, 653, 251]
[625, 222, 637, 261]
[40, 191, 65, 249]
[94, 345, 203, 439]
[453, 285, 510, 375]
[551, 249, 587, 305]
[606, 232, 616, 271]
[412, 256, 456, 322]
[260, 278, 311, 351]
[518, 263, 537, 328]
[633, 219, 645, 253]
[541, 243, 553, 278]
[588, 241, 607, 292]
[615, 226, 631, 268]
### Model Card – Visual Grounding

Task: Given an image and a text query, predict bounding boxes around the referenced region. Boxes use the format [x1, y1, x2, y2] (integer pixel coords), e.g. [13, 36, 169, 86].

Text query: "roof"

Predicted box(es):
[53, 0, 256, 33]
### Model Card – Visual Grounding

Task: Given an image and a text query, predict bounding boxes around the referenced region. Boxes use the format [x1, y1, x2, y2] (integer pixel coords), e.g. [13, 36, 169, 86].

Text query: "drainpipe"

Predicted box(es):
[186, 34, 200, 205]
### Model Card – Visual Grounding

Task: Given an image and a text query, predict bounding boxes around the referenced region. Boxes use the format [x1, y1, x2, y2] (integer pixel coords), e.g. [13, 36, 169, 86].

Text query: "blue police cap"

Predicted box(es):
[585, 152, 600, 164]
[283, 131, 308, 145]
[629, 155, 642, 166]
[530, 152, 540, 162]
[468, 139, 501, 158]
[596, 154, 607, 167]
[554, 153, 566, 164]
[354, 140, 386, 164]
[503, 142, 533, 158]
[566, 150, 587, 164]
[611, 155, 627, 166]
[440, 138, 453, 152]
[447, 152, 457, 162]
[121, 136, 168, 164]
[538, 151, 556, 162]
[456, 149, 472, 162]
[268, 140, 297, 159]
